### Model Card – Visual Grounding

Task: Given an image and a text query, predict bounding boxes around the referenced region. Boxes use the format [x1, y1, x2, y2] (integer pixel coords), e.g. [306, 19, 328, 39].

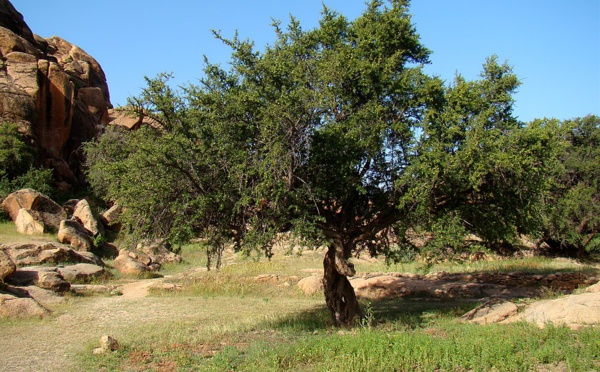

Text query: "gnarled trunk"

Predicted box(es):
[322, 241, 363, 327]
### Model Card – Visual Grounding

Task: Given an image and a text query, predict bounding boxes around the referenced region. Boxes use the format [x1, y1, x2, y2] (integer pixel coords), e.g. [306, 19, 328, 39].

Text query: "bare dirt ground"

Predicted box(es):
[0, 277, 164, 371]
[0, 273, 321, 372]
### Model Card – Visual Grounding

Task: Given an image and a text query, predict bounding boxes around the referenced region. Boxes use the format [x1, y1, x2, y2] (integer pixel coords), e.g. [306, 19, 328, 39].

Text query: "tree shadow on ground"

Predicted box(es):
[265, 297, 481, 332]
[368, 298, 478, 329]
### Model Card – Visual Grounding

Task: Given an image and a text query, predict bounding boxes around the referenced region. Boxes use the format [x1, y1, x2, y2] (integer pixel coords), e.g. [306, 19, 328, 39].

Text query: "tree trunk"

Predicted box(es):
[322, 242, 363, 327]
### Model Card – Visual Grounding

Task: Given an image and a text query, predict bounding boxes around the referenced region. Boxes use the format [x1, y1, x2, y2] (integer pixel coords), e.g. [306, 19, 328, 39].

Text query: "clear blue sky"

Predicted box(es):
[11, 0, 600, 123]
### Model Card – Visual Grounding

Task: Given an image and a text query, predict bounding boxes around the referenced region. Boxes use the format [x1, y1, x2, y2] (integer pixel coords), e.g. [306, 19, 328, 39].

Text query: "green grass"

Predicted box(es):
[353, 254, 597, 276]
[2, 231, 596, 371]
[0, 220, 58, 243]
[79, 295, 600, 371]
[76, 251, 600, 371]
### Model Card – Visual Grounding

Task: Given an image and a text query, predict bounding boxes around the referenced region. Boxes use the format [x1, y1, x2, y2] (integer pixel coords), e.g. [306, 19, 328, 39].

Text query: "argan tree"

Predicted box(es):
[86, 0, 558, 326]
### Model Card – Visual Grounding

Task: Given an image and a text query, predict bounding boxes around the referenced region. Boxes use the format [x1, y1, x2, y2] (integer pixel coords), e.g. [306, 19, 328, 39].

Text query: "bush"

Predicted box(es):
[0, 123, 53, 200]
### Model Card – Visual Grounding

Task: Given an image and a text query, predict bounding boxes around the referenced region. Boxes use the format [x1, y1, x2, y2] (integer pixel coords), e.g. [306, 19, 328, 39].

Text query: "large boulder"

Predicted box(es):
[136, 240, 182, 265]
[297, 275, 323, 296]
[8, 266, 70, 292]
[0, 249, 16, 282]
[0, 0, 111, 188]
[113, 251, 151, 276]
[1, 188, 41, 221]
[15, 208, 44, 235]
[1, 189, 66, 232]
[100, 204, 122, 230]
[505, 292, 600, 330]
[57, 263, 106, 283]
[1, 242, 102, 267]
[72, 199, 104, 236]
[57, 219, 94, 251]
[0, 292, 49, 318]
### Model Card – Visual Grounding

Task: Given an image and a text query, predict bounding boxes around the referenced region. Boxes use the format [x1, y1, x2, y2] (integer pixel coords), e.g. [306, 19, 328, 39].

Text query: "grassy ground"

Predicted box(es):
[71, 244, 600, 371]
[2, 226, 599, 371]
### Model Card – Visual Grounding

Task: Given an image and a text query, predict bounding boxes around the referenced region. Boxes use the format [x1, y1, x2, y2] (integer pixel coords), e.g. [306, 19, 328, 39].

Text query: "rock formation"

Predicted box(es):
[0, 0, 111, 188]
[1, 188, 67, 233]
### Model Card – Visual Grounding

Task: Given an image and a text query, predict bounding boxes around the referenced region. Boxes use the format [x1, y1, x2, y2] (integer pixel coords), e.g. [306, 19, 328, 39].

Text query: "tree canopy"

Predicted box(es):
[85, 0, 578, 326]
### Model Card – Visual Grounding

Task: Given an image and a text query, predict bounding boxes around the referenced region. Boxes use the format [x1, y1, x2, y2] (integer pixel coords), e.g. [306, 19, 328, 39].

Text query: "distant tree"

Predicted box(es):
[85, 1, 558, 326]
[539, 115, 600, 256]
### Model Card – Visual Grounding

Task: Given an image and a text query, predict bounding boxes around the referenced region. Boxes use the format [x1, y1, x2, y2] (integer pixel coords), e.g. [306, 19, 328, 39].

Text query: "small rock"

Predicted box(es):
[100, 335, 119, 351]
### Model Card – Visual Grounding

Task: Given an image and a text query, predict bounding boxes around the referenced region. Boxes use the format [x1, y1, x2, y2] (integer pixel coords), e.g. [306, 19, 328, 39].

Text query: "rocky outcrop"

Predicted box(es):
[0, 292, 49, 318]
[107, 108, 160, 131]
[8, 266, 70, 292]
[0, 0, 111, 188]
[1, 189, 66, 232]
[505, 292, 600, 330]
[57, 263, 106, 283]
[347, 271, 598, 301]
[1, 242, 103, 267]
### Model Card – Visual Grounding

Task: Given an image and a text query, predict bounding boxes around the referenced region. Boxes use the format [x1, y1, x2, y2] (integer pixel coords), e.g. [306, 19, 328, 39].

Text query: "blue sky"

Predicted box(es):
[11, 0, 600, 123]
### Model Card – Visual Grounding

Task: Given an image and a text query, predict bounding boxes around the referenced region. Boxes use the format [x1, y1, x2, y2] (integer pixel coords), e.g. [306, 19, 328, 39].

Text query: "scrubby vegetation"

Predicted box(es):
[0, 123, 53, 203]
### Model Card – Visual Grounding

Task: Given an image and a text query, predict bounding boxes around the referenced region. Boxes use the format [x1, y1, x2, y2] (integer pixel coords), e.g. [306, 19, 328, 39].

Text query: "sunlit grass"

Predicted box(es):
[352, 254, 595, 276]
[0, 220, 58, 244]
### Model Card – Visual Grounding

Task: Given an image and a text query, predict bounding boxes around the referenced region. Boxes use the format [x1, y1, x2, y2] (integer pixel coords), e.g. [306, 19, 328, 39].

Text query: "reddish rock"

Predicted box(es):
[72, 199, 104, 236]
[0, 188, 40, 221]
[0, 292, 49, 318]
[15, 208, 44, 235]
[1, 189, 67, 232]
[0, 248, 16, 282]
[0, 0, 112, 188]
[57, 219, 94, 251]
[113, 251, 151, 276]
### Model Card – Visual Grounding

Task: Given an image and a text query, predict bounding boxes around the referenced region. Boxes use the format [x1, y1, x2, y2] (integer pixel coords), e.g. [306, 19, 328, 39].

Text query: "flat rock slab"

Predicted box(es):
[461, 300, 519, 325]
[57, 263, 106, 283]
[0, 292, 49, 318]
[504, 292, 600, 330]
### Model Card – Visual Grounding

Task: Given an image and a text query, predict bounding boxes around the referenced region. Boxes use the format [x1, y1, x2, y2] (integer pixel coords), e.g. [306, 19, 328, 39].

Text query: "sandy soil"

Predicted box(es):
[0, 276, 181, 371]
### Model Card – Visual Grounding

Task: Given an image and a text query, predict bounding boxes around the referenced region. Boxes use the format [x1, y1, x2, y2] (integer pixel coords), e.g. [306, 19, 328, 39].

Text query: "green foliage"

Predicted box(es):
[540, 115, 600, 255]
[0, 123, 53, 200]
[85, 1, 572, 269]
[395, 57, 562, 257]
